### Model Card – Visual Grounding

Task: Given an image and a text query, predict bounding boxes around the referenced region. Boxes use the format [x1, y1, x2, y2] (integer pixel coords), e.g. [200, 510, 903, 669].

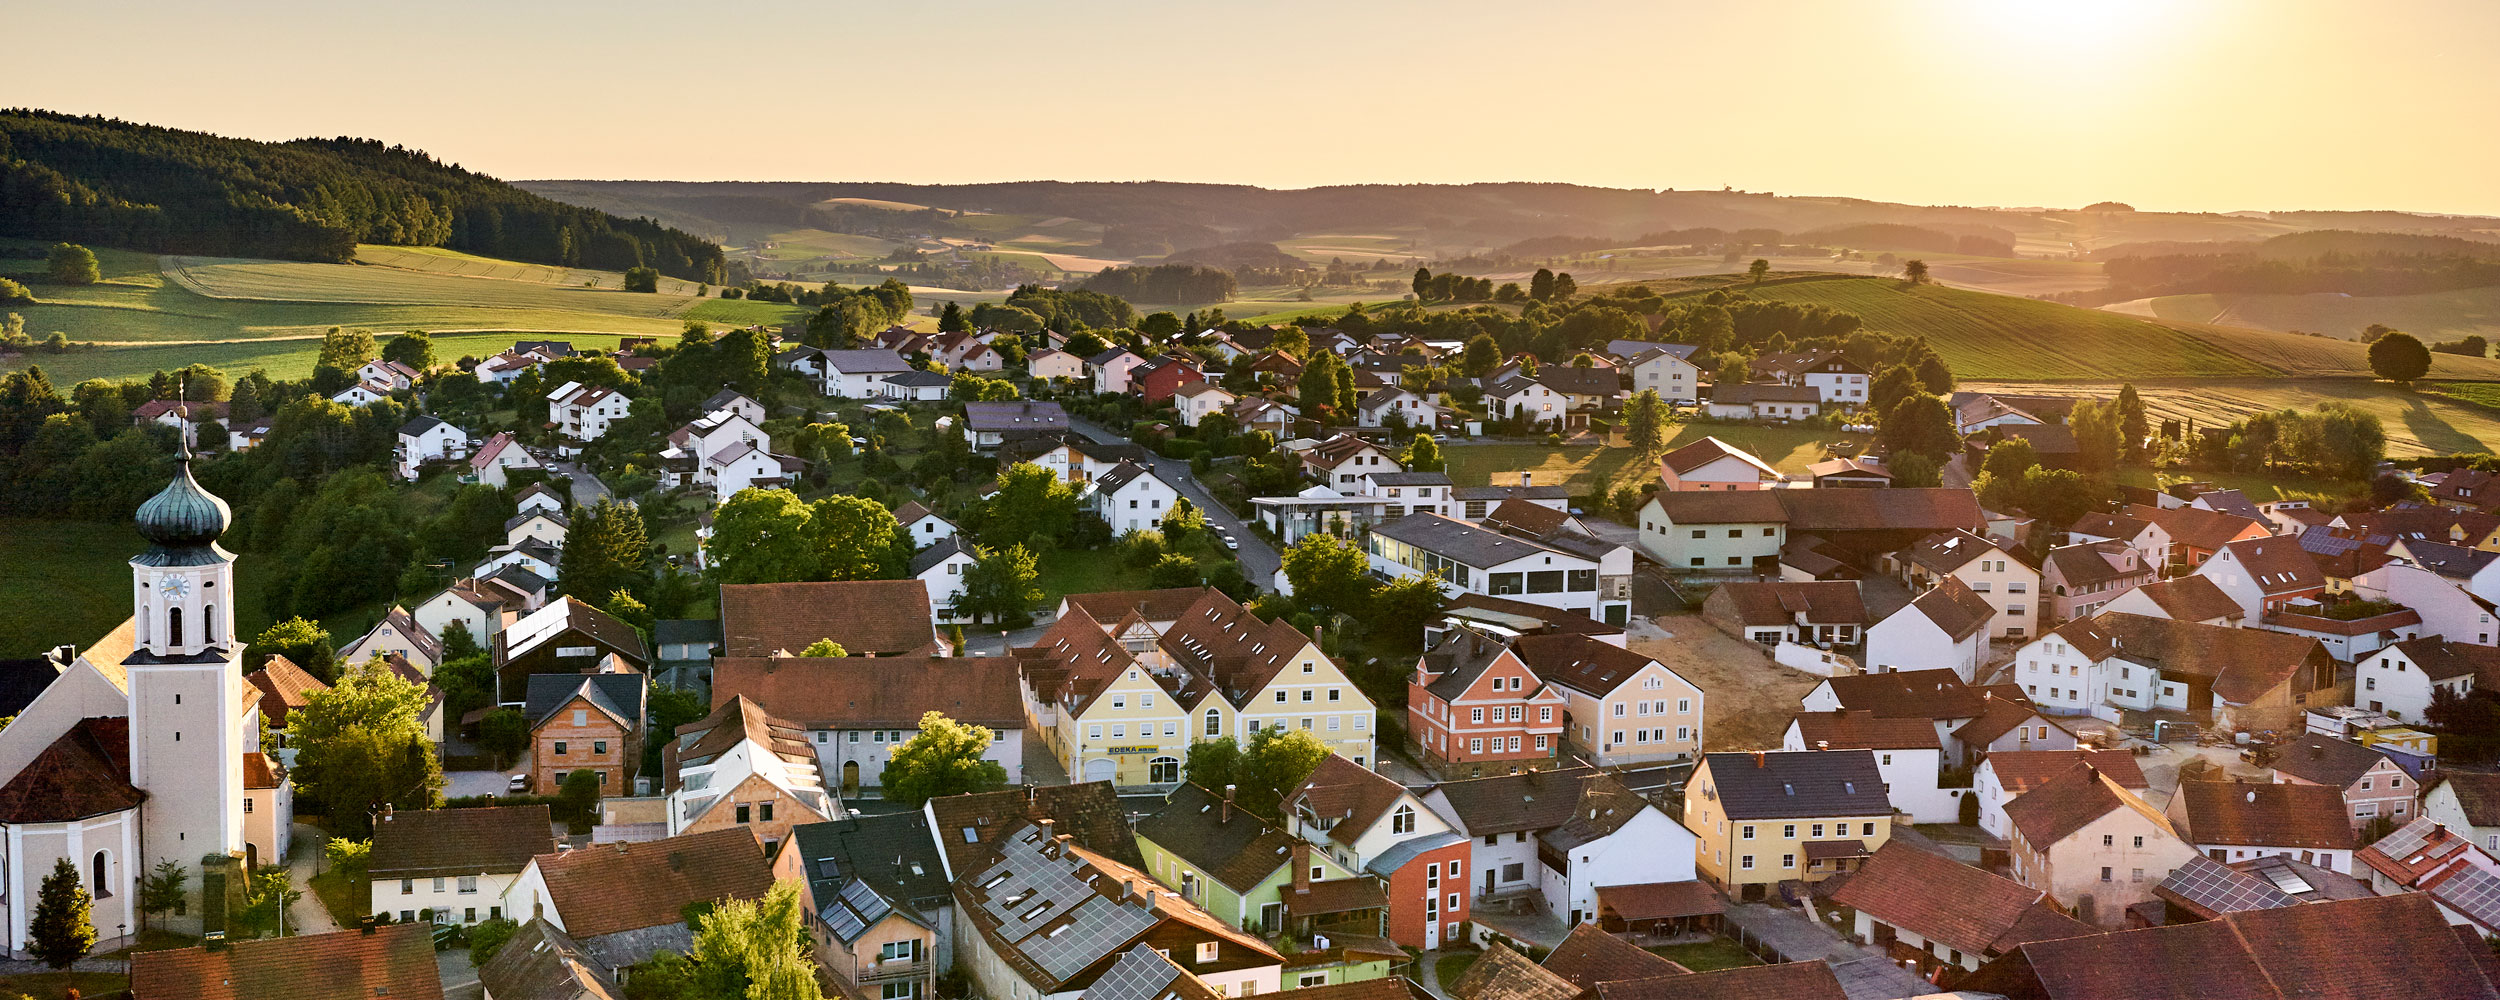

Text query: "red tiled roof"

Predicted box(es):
[1825, 843, 2089, 957]
[245, 654, 329, 728]
[1450, 942, 1579, 1000]
[529, 828, 774, 938]
[1962, 893, 2500, 999]
[2130, 502, 2268, 552]
[710, 655, 1023, 729]
[718, 580, 939, 657]
[1593, 882, 1724, 922]
[131, 923, 443, 1000]
[1284, 753, 1414, 848]
[2214, 537, 2325, 596]
[1707, 581, 1867, 626]
[1660, 436, 1780, 479]
[1789, 709, 1941, 750]
[2171, 781, 2357, 851]
[243, 751, 280, 791]
[371, 805, 556, 880]
[1595, 962, 1846, 1000]
[1983, 750, 2148, 793]
[2003, 761, 2172, 847]
[2122, 575, 2244, 622]
[1541, 923, 1692, 998]
[2051, 612, 2328, 705]
[1059, 587, 1220, 624]
[0, 717, 142, 823]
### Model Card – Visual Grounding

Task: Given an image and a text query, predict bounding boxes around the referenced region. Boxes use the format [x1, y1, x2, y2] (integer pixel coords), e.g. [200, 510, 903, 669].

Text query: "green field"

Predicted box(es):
[1965, 378, 2500, 459]
[1701, 275, 2500, 382]
[0, 241, 817, 382]
[0, 518, 274, 659]
[2116, 287, 2500, 343]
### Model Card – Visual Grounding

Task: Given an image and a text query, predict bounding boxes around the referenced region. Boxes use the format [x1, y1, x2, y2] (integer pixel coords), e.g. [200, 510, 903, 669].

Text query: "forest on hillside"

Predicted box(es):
[0, 110, 725, 281]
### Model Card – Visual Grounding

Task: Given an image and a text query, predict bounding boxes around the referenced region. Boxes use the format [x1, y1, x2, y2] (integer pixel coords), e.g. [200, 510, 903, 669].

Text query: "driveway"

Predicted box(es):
[446, 768, 520, 800]
[1069, 417, 1281, 586]
[542, 458, 611, 506]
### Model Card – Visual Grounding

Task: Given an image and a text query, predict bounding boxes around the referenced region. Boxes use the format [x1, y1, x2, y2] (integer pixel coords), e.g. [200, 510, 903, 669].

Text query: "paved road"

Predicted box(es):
[285, 821, 341, 937]
[1068, 417, 1282, 587]
[542, 457, 611, 506]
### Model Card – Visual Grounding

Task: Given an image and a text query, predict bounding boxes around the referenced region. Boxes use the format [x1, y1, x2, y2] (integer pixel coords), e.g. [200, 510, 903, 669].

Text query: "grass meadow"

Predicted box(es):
[0, 517, 274, 658]
[1965, 379, 2500, 459]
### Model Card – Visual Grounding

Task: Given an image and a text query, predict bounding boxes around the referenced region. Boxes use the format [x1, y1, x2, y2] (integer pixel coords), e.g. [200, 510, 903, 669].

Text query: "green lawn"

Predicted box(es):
[310, 868, 368, 927]
[1646, 937, 1760, 972]
[2114, 466, 2368, 507]
[1434, 951, 1480, 986]
[0, 517, 273, 659]
[8, 329, 647, 384]
[1031, 531, 1239, 609]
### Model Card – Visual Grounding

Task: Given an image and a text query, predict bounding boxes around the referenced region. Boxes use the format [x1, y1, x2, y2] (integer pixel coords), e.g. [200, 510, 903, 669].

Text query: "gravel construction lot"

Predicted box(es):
[1632, 615, 1820, 751]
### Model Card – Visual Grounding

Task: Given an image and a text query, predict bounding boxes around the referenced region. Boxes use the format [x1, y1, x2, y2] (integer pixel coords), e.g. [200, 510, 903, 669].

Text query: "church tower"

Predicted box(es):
[124, 431, 248, 877]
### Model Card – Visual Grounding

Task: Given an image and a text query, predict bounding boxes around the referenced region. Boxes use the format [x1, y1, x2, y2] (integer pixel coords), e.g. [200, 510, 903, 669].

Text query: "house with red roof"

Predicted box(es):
[1656, 436, 1783, 491]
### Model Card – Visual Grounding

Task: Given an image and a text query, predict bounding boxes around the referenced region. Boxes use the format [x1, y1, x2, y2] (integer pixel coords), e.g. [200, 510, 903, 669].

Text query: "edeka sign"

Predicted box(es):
[1104, 746, 1159, 755]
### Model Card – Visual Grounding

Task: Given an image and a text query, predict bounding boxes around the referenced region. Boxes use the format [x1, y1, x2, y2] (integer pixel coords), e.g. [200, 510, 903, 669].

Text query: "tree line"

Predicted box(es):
[0, 109, 724, 281]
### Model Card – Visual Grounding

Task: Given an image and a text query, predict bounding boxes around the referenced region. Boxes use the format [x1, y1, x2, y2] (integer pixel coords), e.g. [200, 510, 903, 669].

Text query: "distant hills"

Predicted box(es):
[0, 109, 724, 282]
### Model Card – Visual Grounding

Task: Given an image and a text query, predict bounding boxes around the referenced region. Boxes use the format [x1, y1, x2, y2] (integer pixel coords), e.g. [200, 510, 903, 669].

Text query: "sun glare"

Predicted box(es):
[1968, 0, 2172, 52]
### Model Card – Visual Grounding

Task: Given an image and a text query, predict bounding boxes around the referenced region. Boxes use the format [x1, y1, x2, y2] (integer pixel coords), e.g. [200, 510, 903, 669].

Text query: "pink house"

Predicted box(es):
[2042, 541, 2158, 625]
[2270, 732, 2420, 831]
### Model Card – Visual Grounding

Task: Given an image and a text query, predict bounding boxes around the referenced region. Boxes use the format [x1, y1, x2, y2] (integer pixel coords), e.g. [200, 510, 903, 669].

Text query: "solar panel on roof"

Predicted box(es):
[2159, 855, 2298, 913]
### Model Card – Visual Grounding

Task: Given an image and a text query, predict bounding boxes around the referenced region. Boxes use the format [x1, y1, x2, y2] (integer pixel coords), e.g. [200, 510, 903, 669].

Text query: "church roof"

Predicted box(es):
[0, 717, 144, 823]
[134, 455, 234, 563]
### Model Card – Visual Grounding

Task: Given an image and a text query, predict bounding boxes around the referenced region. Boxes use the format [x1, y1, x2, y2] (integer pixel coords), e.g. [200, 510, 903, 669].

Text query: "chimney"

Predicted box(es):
[1223, 784, 1238, 822]
[1122, 878, 1137, 900]
[1292, 843, 1312, 894]
[1752, 751, 1766, 768]
[1025, 783, 1038, 802]
[1815, 741, 1829, 751]
[1038, 817, 1055, 844]
[1520, 472, 1532, 488]
[383, 803, 394, 822]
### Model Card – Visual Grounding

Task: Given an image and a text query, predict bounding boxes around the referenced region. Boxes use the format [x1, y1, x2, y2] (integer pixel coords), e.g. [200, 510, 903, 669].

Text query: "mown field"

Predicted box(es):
[0, 518, 274, 659]
[2108, 287, 2500, 343]
[0, 241, 812, 382]
[1710, 275, 2500, 382]
[1964, 379, 2500, 459]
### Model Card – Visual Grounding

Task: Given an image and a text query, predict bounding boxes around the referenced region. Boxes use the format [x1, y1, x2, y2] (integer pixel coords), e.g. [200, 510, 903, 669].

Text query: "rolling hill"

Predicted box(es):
[0, 109, 723, 280]
[1678, 275, 2500, 381]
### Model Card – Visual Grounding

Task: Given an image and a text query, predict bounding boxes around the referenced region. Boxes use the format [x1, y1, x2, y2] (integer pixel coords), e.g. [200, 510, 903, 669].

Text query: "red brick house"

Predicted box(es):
[1407, 628, 1569, 779]
[1132, 354, 1207, 406]
[522, 671, 646, 795]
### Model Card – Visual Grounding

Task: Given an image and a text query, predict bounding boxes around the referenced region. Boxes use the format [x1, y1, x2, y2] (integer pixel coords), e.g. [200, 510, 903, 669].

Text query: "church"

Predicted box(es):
[0, 442, 280, 955]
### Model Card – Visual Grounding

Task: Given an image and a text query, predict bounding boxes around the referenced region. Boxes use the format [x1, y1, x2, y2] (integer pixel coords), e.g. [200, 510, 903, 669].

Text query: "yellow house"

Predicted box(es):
[1686, 751, 1895, 902]
[1029, 588, 1378, 787]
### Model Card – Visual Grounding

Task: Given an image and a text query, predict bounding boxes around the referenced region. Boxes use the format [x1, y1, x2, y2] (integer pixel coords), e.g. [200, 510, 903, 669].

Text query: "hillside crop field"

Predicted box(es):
[2107, 288, 2500, 343]
[0, 241, 815, 382]
[1965, 379, 2500, 458]
[1706, 275, 2500, 382]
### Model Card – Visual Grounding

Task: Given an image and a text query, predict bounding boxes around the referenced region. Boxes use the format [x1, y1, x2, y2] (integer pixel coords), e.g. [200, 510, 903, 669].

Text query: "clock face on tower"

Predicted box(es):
[159, 574, 190, 599]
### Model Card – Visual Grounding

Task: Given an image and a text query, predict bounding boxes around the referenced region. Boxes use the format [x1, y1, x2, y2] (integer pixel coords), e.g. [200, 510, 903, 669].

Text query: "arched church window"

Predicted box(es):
[91, 851, 111, 898]
[168, 607, 183, 648]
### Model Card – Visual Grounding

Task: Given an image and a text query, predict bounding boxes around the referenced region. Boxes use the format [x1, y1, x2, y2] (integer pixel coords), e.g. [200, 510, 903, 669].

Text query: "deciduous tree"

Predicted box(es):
[883, 711, 1010, 807]
[46, 243, 99, 286]
[2369, 331, 2432, 384]
[957, 543, 1043, 625]
[1747, 259, 1770, 285]
[1625, 389, 1666, 454]
[1282, 533, 1375, 615]
[1879, 394, 1959, 462]
[287, 658, 444, 837]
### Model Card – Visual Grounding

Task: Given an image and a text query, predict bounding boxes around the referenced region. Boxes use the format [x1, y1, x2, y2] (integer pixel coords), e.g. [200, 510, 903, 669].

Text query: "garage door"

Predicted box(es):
[1084, 758, 1117, 783]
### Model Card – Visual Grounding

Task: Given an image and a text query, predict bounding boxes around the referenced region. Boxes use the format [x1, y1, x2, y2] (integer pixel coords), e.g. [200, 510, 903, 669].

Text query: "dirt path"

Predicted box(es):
[1632, 615, 1817, 751]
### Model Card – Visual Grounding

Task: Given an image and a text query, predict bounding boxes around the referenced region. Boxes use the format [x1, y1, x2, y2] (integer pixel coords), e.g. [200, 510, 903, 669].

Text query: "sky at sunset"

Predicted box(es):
[17, 0, 2500, 215]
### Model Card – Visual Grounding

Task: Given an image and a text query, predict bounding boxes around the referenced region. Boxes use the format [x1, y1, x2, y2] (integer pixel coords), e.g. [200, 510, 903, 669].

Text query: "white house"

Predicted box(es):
[365, 804, 552, 925]
[1617, 343, 1703, 405]
[2192, 536, 2327, 621]
[2163, 781, 2357, 875]
[1657, 436, 1784, 492]
[1356, 388, 1444, 429]
[1485, 374, 1568, 429]
[1706, 382, 1821, 421]
[910, 538, 977, 622]
[358, 359, 422, 392]
[895, 501, 959, 550]
[2354, 637, 2500, 722]
[475, 349, 550, 385]
[1367, 512, 1633, 626]
[700, 390, 766, 425]
[1299, 433, 1401, 489]
[1895, 529, 2040, 641]
[661, 409, 767, 492]
[469, 432, 540, 488]
[505, 510, 568, 551]
[396, 415, 470, 482]
[1175, 383, 1237, 428]
[881, 369, 953, 402]
[331, 379, 394, 407]
[1862, 577, 1997, 682]
[548, 382, 632, 452]
[1362, 471, 1455, 519]
[708, 443, 806, 500]
[2354, 561, 2498, 649]
[1027, 347, 1085, 382]
[1534, 776, 1700, 929]
[515, 483, 565, 516]
[1782, 710, 1957, 823]
[2424, 773, 2500, 855]
[1092, 461, 1182, 534]
[819, 349, 917, 399]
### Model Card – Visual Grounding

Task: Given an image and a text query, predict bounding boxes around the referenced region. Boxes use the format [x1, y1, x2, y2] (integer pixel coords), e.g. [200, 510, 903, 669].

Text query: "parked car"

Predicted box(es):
[508, 773, 529, 794]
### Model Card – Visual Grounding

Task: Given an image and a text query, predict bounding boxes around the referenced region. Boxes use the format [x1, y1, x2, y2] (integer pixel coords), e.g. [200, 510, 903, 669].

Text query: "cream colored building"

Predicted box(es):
[1515, 634, 1705, 764]
[2003, 761, 2197, 926]
[1896, 529, 2041, 640]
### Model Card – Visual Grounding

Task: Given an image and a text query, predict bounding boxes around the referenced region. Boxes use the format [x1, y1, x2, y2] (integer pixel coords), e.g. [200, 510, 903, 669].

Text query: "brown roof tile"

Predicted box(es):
[1984, 750, 2147, 793]
[718, 580, 939, 657]
[1660, 436, 1780, 479]
[2121, 575, 2244, 622]
[1825, 843, 2088, 957]
[1778, 488, 1984, 535]
[2388, 636, 2500, 684]
[1509, 635, 1674, 699]
[2052, 612, 2329, 704]
[2269, 733, 2394, 789]
[2214, 537, 2325, 596]
[2171, 780, 2356, 851]
[1965, 893, 2500, 999]
[1284, 753, 1414, 848]
[1952, 698, 2068, 748]
[1133, 783, 1305, 892]
[245, 654, 329, 728]
[926, 781, 1143, 875]
[2003, 761, 2173, 847]
[2130, 502, 2268, 552]
[1649, 489, 1786, 525]
[1789, 709, 1941, 750]
[1450, 942, 1580, 1000]
[709, 655, 1023, 729]
[1275, 979, 1434, 1000]
[1817, 668, 2007, 722]
[372, 805, 556, 880]
[132, 923, 443, 1000]
[1482, 499, 1574, 538]
[243, 751, 280, 791]
[1540, 924, 1691, 998]
[1901, 575, 1998, 640]
[528, 828, 774, 938]
[1428, 767, 1599, 835]
[1707, 581, 1867, 626]
[0, 717, 142, 823]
